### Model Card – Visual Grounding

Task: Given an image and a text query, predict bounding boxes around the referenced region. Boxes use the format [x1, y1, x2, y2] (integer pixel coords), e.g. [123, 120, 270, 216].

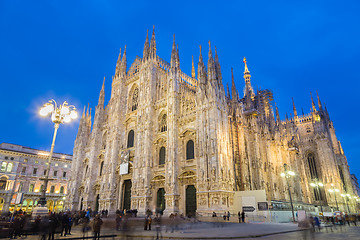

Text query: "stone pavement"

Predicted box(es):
[22, 218, 360, 239]
[44, 220, 300, 239]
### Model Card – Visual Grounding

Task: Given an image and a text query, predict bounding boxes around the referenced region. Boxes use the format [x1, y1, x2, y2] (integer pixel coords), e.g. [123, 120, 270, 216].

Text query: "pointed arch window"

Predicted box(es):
[50, 185, 55, 193]
[131, 88, 139, 111]
[159, 147, 166, 165]
[307, 153, 318, 179]
[60, 186, 65, 194]
[29, 184, 34, 192]
[127, 130, 134, 148]
[160, 114, 167, 132]
[186, 140, 195, 160]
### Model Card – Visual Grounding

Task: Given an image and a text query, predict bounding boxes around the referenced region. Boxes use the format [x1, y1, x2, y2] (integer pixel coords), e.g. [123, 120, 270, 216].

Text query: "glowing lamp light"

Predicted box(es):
[318, 182, 324, 187]
[288, 171, 295, 176]
[310, 183, 316, 187]
[341, 194, 345, 197]
[60, 105, 70, 115]
[39, 107, 49, 116]
[64, 115, 71, 123]
[280, 173, 285, 177]
[335, 189, 339, 192]
[70, 110, 78, 119]
[346, 194, 350, 197]
[328, 189, 334, 193]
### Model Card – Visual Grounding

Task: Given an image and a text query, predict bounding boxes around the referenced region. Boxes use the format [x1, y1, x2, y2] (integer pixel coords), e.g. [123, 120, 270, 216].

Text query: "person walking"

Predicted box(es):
[227, 211, 230, 221]
[238, 212, 241, 223]
[92, 214, 103, 240]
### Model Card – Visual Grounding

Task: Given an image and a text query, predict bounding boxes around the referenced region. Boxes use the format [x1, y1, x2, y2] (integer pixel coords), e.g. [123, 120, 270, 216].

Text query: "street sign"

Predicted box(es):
[242, 206, 256, 212]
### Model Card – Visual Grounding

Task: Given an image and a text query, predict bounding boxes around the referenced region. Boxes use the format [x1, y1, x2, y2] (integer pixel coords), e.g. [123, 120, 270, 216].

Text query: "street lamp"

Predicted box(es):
[38, 100, 77, 207]
[281, 163, 296, 222]
[328, 184, 340, 211]
[310, 179, 324, 217]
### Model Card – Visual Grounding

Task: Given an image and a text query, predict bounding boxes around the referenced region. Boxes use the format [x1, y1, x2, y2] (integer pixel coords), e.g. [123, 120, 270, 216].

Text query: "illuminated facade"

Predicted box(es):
[68, 29, 357, 215]
[0, 143, 71, 213]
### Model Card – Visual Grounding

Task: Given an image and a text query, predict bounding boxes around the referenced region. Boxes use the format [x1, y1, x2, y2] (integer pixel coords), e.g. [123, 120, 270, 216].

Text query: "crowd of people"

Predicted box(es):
[0, 208, 359, 239]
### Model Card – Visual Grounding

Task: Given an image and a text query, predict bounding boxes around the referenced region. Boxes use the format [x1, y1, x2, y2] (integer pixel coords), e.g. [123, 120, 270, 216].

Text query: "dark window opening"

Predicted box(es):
[186, 140, 195, 160]
[127, 130, 134, 148]
[159, 147, 166, 165]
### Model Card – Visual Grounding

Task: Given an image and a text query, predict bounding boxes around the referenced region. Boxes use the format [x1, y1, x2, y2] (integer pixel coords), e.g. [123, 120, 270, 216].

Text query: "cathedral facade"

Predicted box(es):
[67, 29, 357, 216]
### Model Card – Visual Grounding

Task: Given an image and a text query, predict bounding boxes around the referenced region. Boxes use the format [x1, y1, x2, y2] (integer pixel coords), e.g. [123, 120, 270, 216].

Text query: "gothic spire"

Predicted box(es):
[292, 97, 298, 117]
[275, 103, 280, 123]
[243, 57, 254, 97]
[310, 92, 317, 112]
[207, 41, 216, 82]
[143, 29, 149, 60]
[198, 45, 207, 85]
[120, 45, 127, 74]
[226, 83, 231, 99]
[150, 25, 156, 58]
[316, 90, 323, 110]
[231, 67, 238, 101]
[171, 34, 176, 68]
[115, 48, 122, 75]
[214, 46, 222, 85]
[98, 77, 105, 106]
[191, 55, 196, 78]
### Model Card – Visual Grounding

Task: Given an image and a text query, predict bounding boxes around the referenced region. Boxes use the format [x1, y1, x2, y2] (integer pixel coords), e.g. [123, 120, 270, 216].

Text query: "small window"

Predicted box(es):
[33, 168, 37, 176]
[50, 185, 55, 193]
[186, 140, 195, 160]
[43, 170, 47, 175]
[21, 167, 26, 174]
[64, 165, 68, 168]
[29, 184, 34, 192]
[159, 147, 166, 165]
[63, 172, 67, 178]
[6, 163, 13, 172]
[60, 186, 64, 194]
[4, 157, 8, 160]
[10, 157, 14, 160]
[35, 160, 39, 164]
[1, 162, 7, 171]
[54, 171, 57, 177]
[127, 130, 135, 148]
[24, 159, 28, 163]
[40, 185, 44, 192]
[18, 183, 23, 192]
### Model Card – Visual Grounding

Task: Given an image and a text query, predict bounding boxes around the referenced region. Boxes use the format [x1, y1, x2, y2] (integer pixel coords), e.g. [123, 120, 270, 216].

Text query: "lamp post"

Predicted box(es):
[340, 194, 351, 213]
[38, 100, 77, 207]
[328, 184, 339, 211]
[310, 179, 324, 217]
[281, 163, 296, 222]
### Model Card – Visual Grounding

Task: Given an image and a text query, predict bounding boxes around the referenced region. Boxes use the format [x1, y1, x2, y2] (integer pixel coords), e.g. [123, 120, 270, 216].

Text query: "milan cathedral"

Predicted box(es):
[67, 28, 356, 216]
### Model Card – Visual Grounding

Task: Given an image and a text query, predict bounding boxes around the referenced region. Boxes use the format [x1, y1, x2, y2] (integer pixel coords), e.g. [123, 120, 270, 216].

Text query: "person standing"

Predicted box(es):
[92, 214, 103, 240]
[227, 211, 230, 221]
[238, 212, 241, 223]
[241, 211, 245, 223]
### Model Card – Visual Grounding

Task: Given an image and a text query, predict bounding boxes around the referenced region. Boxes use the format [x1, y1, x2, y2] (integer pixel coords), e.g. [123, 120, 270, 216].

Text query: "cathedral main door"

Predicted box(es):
[186, 185, 197, 217]
[122, 180, 132, 211]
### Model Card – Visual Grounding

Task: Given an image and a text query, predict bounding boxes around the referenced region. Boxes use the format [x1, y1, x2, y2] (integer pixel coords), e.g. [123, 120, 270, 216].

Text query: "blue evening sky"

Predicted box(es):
[1, 1, 359, 178]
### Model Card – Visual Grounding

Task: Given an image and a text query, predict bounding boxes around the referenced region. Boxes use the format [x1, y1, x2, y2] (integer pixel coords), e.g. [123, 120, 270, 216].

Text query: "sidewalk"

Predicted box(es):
[42, 220, 301, 239]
